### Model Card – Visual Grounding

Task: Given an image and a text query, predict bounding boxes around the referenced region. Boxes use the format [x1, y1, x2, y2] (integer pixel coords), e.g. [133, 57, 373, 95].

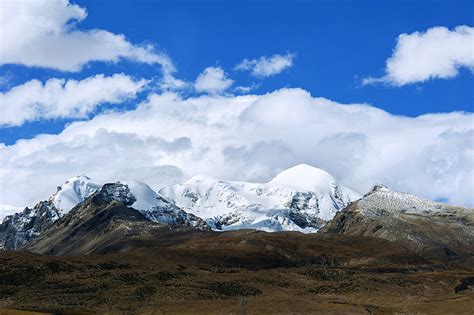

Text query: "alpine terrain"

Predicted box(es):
[1, 165, 473, 313]
[321, 185, 474, 258]
[0, 176, 207, 250]
[0, 164, 360, 250]
[0, 175, 100, 250]
[159, 164, 361, 232]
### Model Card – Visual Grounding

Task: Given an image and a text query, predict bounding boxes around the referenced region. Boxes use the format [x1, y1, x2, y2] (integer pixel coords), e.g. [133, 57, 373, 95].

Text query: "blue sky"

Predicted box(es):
[1, 0, 473, 144]
[0, 0, 473, 209]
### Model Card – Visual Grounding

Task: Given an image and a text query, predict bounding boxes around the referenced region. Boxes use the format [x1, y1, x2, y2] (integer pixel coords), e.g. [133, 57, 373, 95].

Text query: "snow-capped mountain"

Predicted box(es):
[51, 174, 101, 214]
[113, 181, 209, 230]
[320, 185, 474, 258]
[159, 164, 361, 232]
[26, 182, 208, 255]
[0, 174, 100, 250]
[1, 165, 361, 250]
[357, 184, 459, 216]
[269, 164, 361, 219]
[0, 176, 208, 250]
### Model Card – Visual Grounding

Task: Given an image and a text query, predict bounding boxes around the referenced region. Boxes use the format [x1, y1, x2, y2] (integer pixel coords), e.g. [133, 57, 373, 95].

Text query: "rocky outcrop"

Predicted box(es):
[0, 201, 60, 250]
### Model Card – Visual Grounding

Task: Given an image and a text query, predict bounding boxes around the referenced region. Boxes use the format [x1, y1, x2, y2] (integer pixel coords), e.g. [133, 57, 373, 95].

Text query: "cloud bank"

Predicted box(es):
[236, 53, 295, 77]
[364, 26, 474, 85]
[0, 74, 146, 126]
[1, 88, 472, 210]
[0, 0, 173, 72]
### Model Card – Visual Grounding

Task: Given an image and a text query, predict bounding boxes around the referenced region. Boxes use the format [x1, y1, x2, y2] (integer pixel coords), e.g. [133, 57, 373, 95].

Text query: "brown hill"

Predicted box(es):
[320, 185, 474, 259]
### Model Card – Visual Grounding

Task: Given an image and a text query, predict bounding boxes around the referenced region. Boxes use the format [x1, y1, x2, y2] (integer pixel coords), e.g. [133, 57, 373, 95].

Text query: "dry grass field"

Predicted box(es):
[1, 231, 473, 314]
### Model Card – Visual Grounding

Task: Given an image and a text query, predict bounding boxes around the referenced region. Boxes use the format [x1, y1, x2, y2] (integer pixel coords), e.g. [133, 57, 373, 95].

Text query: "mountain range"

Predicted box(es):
[1, 164, 473, 312]
[1, 164, 472, 259]
[0, 164, 360, 250]
[159, 164, 360, 232]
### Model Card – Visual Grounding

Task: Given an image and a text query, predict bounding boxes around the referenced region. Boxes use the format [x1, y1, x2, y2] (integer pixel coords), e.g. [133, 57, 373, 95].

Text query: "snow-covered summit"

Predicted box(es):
[92, 180, 209, 230]
[159, 164, 361, 232]
[51, 176, 187, 216]
[1, 174, 101, 250]
[270, 164, 337, 191]
[119, 180, 166, 211]
[50, 174, 102, 214]
[271, 164, 361, 212]
[0, 176, 210, 250]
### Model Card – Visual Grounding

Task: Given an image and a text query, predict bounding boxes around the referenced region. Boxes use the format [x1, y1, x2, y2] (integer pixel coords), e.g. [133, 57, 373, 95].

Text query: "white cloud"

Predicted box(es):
[234, 83, 260, 94]
[0, 0, 174, 72]
[0, 88, 472, 211]
[194, 67, 233, 94]
[0, 74, 146, 126]
[364, 26, 474, 86]
[235, 53, 295, 77]
[159, 73, 190, 91]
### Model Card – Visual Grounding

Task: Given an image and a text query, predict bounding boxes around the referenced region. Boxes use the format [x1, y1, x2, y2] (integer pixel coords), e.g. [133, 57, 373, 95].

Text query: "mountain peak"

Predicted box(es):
[118, 180, 170, 211]
[94, 182, 137, 206]
[159, 164, 361, 232]
[270, 164, 337, 192]
[98, 181, 209, 231]
[359, 185, 452, 216]
[278, 163, 329, 174]
[321, 184, 474, 259]
[60, 174, 92, 187]
[364, 184, 390, 196]
[51, 175, 102, 214]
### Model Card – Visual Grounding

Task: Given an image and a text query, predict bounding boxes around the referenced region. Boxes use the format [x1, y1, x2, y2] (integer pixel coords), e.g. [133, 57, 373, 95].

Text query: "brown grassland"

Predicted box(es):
[0, 230, 473, 314]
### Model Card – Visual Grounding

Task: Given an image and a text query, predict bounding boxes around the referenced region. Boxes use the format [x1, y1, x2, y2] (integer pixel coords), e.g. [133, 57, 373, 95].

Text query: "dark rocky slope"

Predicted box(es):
[0, 201, 60, 250]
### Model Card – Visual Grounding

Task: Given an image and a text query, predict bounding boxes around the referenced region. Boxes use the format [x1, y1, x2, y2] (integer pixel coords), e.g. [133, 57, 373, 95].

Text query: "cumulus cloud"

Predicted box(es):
[0, 0, 174, 72]
[194, 67, 233, 94]
[0, 74, 146, 126]
[235, 53, 295, 77]
[364, 26, 474, 86]
[0, 88, 472, 211]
